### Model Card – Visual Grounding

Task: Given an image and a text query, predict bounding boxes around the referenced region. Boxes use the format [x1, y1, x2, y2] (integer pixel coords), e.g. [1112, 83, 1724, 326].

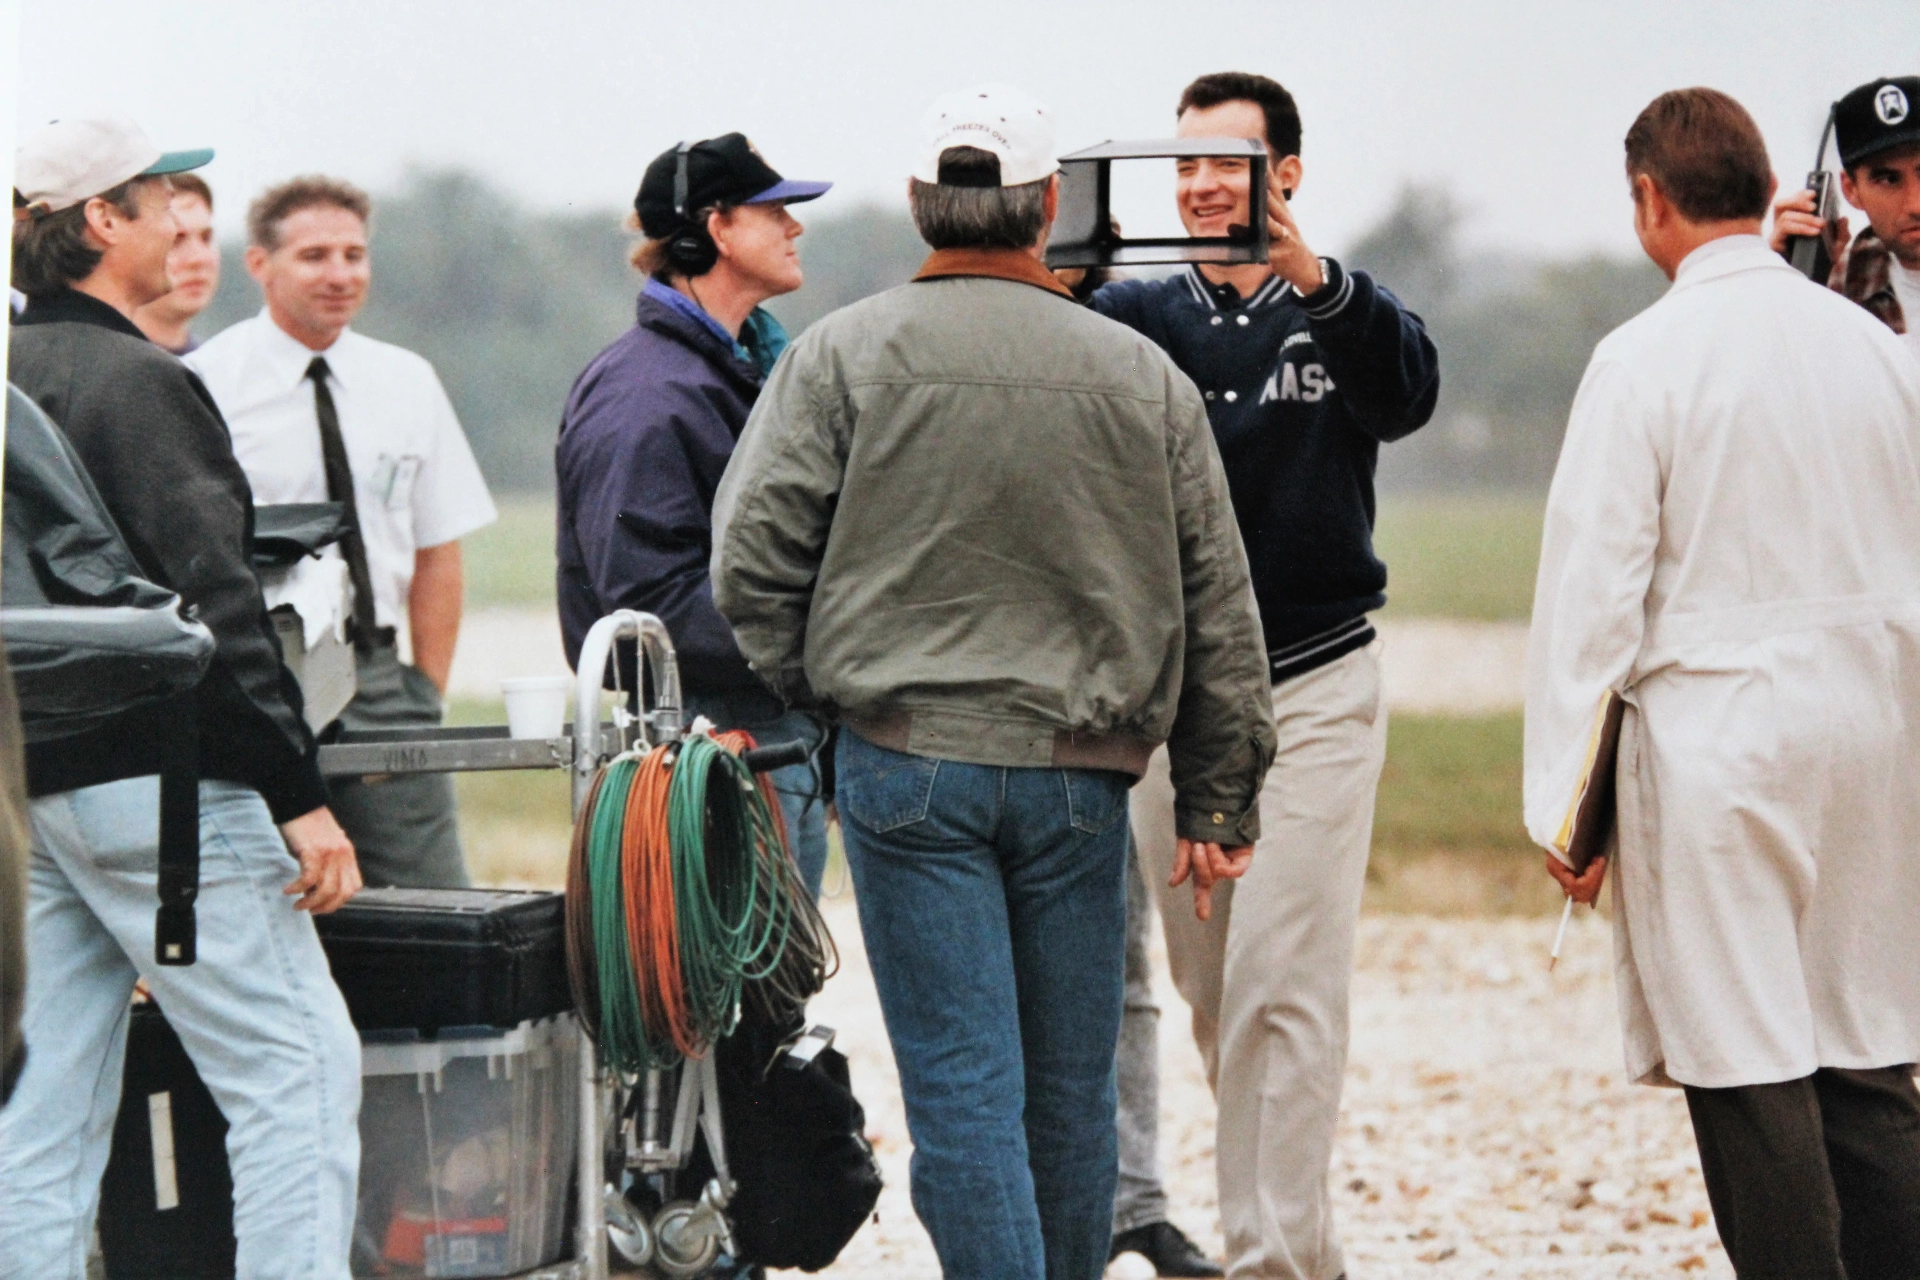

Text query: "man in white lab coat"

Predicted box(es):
[1526, 87, 1920, 1278]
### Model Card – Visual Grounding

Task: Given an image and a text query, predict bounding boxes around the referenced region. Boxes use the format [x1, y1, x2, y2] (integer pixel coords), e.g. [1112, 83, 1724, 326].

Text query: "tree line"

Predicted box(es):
[200, 169, 1666, 494]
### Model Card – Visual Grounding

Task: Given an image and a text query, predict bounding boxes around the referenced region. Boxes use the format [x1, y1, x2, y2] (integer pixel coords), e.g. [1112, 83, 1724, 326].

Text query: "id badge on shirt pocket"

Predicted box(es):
[372, 454, 422, 511]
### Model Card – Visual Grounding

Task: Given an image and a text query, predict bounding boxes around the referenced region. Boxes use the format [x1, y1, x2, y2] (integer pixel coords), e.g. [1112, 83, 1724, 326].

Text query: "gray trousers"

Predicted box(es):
[325, 646, 468, 889]
[1685, 1066, 1920, 1280]
[1114, 839, 1170, 1233]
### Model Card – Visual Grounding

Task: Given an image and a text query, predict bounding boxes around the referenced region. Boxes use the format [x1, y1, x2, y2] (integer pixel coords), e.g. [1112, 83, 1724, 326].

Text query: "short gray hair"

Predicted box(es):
[909, 146, 1049, 250]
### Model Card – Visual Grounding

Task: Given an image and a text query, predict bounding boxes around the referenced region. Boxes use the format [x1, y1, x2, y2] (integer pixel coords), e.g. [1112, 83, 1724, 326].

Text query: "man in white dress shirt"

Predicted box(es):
[189, 176, 497, 888]
[1526, 88, 1920, 1278]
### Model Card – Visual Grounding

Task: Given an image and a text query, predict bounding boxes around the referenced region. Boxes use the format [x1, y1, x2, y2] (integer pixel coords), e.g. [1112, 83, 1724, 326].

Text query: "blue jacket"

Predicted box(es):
[556, 286, 782, 698]
[1092, 259, 1439, 680]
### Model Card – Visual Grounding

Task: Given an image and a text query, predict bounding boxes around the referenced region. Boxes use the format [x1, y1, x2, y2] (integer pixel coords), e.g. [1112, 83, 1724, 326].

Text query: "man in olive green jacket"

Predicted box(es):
[711, 84, 1274, 1280]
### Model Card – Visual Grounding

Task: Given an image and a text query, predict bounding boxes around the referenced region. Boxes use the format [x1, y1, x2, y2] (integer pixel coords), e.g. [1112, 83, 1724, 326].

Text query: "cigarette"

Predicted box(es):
[1548, 896, 1575, 972]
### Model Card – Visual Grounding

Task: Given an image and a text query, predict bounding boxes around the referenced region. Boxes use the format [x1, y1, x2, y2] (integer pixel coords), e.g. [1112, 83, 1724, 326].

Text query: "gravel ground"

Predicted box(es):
[788, 898, 1730, 1280]
[447, 612, 1533, 716]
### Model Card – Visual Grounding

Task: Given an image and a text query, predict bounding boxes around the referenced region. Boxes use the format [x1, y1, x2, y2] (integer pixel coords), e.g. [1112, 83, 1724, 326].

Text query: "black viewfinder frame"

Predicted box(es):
[1045, 138, 1270, 270]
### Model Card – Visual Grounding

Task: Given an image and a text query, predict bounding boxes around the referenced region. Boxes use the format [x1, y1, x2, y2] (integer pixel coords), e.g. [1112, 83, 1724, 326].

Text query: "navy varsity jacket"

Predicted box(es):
[1092, 258, 1439, 681]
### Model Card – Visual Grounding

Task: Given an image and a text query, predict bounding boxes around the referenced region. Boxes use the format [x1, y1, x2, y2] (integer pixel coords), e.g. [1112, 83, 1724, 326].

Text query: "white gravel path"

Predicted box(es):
[448, 610, 1533, 716]
[788, 899, 1729, 1280]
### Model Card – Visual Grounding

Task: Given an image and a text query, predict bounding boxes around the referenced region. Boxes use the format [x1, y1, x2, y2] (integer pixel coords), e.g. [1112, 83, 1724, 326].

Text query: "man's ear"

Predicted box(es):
[1838, 167, 1864, 211]
[1273, 153, 1303, 197]
[707, 207, 733, 262]
[244, 244, 270, 284]
[1042, 173, 1060, 225]
[80, 196, 120, 250]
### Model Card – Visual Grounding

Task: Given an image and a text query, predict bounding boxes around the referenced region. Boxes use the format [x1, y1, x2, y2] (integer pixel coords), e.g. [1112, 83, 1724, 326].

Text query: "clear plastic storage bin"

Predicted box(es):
[350, 1015, 579, 1278]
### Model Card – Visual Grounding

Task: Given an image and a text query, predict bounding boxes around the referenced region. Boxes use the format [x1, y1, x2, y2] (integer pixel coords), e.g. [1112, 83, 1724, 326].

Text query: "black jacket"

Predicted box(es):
[1093, 259, 1439, 679]
[8, 290, 326, 821]
[556, 288, 769, 701]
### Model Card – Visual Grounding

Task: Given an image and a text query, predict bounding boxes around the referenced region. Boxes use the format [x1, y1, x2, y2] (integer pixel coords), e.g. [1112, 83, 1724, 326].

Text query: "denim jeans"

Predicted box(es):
[836, 730, 1131, 1280]
[0, 778, 362, 1280]
[1113, 838, 1170, 1233]
[686, 690, 830, 896]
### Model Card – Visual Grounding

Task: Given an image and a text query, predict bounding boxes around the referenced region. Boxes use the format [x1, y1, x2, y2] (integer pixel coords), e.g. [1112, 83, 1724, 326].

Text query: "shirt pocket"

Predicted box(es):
[370, 453, 424, 512]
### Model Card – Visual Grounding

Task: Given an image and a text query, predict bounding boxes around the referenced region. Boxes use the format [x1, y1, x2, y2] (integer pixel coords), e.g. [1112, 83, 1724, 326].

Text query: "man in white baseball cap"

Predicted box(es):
[713, 83, 1273, 1280]
[5, 116, 364, 1280]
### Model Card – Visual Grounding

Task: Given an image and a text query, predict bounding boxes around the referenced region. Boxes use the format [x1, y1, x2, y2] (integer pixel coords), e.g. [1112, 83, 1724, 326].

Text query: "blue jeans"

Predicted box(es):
[686, 691, 830, 896]
[836, 730, 1131, 1280]
[0, 778, 361, 1280]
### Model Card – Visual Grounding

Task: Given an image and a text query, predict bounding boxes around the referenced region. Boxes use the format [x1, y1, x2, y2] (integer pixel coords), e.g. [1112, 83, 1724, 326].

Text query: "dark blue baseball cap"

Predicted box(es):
[635, 133, 831, 238]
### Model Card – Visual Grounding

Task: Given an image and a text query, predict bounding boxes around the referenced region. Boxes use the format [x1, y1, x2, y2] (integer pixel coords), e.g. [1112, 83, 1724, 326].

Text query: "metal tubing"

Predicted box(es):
[572, 610, 682, 814]
[576, 1023, 607, 1280]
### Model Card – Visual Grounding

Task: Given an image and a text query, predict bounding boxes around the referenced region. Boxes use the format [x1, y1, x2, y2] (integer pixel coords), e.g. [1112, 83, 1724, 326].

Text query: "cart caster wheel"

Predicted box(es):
[651, 1200, 721, 1278]
[606, 1184, 655, 1267]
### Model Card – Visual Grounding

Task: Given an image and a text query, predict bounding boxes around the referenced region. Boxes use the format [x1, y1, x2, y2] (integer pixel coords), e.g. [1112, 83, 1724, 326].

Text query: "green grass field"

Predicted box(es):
[452, 492, 1553, 911]
[1373, 492, 1543, 621]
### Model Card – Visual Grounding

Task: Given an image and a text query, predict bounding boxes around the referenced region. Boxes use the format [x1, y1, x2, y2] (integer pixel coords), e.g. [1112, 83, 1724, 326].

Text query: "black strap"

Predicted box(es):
[305, 357, 380, 654]
[154, 697, 200, 966]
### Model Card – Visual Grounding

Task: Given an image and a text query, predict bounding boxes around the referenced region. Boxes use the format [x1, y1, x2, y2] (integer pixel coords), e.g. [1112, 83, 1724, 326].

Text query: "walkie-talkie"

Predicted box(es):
[1786, 108, 1839, 283]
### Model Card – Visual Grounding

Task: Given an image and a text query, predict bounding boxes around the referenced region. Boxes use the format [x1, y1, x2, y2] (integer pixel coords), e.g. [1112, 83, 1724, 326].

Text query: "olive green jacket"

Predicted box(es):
[711, 249, 1276, 844]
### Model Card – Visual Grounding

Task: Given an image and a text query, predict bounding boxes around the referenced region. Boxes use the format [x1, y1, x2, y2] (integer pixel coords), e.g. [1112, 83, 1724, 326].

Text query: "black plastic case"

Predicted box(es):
[314, 887, 572, 1035]
[98, 1001, 237, 1278]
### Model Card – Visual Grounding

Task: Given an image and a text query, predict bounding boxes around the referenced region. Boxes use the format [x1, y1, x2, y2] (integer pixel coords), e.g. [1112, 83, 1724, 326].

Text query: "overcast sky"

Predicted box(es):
[10, 0, 1919, 258]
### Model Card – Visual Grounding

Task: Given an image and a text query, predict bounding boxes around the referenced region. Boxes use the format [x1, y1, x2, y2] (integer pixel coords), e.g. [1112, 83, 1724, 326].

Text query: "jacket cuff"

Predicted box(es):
[1175, 802, 1261, 846]
[1299, 257, 1355, 321]
[259, 753, 330, 825]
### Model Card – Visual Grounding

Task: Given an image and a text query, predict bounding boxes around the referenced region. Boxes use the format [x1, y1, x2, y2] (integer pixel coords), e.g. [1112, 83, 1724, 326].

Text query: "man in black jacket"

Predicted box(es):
[1089, 74, 1439, 1280]
[0, 118, 361, 1279]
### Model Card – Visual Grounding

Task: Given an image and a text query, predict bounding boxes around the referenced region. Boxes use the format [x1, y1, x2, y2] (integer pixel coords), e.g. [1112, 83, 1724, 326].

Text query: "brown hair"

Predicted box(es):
[247, 175, 370, 251]
[1624, 88, 1772, 222]
[1178, 72, 1302, 159]
[10, 179, 146, 298]
[169, 171, 212, 211]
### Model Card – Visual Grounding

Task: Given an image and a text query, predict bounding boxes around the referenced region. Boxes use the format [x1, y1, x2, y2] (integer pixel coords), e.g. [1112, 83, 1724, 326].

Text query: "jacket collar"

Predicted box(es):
[633, 288, 763, 389]
[14, 288, 148, 341]
[914, 248, 1076, 299]
[1672, 233, 1789, 290]
[1182, 267, 1290, 313]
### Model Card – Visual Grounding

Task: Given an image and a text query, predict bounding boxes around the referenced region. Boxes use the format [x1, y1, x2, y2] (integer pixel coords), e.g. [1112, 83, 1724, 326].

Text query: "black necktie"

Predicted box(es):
[306, 356, 380, 653]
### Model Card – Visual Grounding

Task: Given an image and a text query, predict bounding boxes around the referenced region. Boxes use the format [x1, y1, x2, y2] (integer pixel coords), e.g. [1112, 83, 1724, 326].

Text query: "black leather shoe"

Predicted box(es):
[1109, 1220, 1225, 1277]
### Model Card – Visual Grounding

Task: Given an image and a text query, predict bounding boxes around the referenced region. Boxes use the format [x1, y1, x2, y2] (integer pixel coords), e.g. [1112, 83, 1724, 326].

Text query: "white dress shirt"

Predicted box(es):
[188, 311, 497, 659]
[1524, 236, 1920, 1088]
[1893, 259, 1920, 365]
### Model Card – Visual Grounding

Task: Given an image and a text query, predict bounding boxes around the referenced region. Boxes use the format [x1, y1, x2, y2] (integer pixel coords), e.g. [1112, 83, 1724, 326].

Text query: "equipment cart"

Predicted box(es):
[315, 609, 800, 1280]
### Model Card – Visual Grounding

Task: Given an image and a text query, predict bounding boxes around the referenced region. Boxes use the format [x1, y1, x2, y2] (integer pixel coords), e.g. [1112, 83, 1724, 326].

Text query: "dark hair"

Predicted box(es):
[10, 179, 146, 298]
[1624, 88, 1772, 222]
[1178, 72, 1302, 159]
[169, 171, 212, 211]
[908, 146, 1050, 250]
[247, 175, 370, 251]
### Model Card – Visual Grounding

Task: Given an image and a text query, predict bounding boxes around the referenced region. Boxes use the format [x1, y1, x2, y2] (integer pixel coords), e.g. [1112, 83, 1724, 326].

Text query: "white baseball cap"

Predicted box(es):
[913, 83, 1058, 187]
[14, 117, 213, 216]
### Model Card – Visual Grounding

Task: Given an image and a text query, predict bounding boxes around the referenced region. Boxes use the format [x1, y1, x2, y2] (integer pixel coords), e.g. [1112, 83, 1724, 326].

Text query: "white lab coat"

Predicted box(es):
[1524, 235, 1920, 1088]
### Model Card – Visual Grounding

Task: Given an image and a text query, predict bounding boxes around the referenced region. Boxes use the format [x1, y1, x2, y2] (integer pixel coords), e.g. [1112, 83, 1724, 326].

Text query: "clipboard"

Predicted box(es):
[1554, 691, 1625, 874]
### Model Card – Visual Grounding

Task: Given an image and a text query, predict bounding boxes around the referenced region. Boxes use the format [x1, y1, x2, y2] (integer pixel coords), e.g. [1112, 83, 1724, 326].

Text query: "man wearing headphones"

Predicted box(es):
[555, 134, 834, 893]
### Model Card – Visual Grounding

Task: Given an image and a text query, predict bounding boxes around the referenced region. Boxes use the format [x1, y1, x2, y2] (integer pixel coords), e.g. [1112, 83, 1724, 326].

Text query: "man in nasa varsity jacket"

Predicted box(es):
[1086, 72, 1437, 1280]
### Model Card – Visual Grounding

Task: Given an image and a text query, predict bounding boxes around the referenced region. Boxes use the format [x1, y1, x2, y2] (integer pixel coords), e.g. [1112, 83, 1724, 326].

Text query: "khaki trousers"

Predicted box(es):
[1133, 644, 1385, 1280]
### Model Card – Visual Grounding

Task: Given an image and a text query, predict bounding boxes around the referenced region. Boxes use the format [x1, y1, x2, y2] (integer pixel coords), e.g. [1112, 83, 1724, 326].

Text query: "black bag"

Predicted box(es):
[1, 386, 215, 964]
[686, 1002, 883, 1271]
[313, 887, 573, 1034]
[97, 1001, 237, 1279]
[250, 502, 348, 571]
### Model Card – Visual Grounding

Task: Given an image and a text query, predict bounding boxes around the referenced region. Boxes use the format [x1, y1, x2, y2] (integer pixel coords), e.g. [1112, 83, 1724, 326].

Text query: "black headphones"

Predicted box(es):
[666, 140, 720, 277]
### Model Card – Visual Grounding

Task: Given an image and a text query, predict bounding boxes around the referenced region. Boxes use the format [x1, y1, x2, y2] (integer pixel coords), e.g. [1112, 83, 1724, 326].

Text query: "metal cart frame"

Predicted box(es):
[315, 609, 717, 1280]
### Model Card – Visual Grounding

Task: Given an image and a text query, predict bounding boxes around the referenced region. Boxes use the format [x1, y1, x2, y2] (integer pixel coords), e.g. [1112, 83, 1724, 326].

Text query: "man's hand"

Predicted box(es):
[1545, 852, 1607, 907]
[1266, 171, 1325, 295]
[1171, 838, 1254, 921]
[1052, 266, 1088, 291]
[1768, 186, 1851, 261]
[281, 806, 361, 914]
